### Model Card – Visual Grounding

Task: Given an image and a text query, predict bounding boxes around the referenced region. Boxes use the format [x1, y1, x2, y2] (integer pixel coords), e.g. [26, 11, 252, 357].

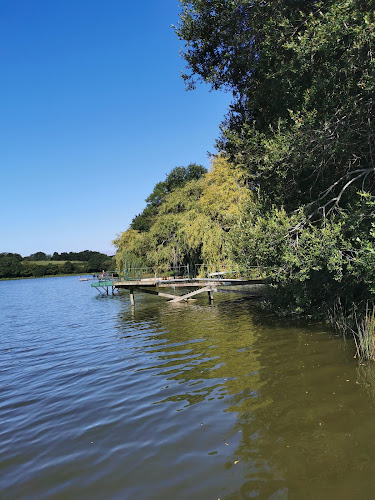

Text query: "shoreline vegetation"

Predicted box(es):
[112, 1, 375, 361]
[0, 251, 114, 280]
[0, 273, 90, 281]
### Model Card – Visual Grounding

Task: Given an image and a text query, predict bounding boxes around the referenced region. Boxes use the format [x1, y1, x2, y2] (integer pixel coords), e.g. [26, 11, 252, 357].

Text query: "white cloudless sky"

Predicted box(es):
[0, 0, 231, 256]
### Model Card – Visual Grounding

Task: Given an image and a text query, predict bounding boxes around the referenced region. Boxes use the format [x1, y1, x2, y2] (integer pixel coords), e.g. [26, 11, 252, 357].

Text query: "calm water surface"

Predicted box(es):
[1, 276, 375, 499]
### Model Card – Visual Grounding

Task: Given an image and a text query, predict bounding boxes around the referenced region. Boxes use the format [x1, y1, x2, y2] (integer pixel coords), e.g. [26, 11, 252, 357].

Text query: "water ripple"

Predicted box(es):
[1, 277, 375, 499]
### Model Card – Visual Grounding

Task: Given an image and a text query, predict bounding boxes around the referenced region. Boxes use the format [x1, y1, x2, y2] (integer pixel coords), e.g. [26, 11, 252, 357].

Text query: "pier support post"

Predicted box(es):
[129, 287, 135, 307]
[208, 288, 214, 304]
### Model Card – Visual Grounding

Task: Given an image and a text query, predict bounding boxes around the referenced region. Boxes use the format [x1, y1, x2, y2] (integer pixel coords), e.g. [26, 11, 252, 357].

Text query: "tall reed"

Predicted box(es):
[353, 303, 375, 362]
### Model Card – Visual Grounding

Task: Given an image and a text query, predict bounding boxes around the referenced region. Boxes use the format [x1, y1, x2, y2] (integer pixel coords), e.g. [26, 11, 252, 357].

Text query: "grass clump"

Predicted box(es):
[354, 304, 375, 362]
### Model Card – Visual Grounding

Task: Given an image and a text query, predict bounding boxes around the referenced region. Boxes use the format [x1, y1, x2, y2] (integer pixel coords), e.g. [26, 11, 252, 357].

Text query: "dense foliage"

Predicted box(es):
[175, 0, 375, 328]
[177, 0, 374, 209]
[113, 156, 250, 272]
[113, 0, 374, 342]
[130, 164, 207, 232]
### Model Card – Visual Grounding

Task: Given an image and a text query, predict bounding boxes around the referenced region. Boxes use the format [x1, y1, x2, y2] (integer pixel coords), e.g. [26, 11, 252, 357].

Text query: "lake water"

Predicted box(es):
[1, 276, 375, 499]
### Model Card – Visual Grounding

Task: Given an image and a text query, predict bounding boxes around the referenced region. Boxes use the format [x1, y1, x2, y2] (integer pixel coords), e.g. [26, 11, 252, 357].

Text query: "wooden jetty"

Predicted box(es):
[91, 275, 267, 306]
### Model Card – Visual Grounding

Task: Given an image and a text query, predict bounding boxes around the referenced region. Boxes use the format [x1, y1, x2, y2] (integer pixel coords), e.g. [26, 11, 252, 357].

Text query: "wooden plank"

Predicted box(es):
[159, 280, 265, 287]
[158, 282, 212, 288]
[157, 281, 228, 288]
[115, 279, 158, 287]
[114, 278, 266, 288]
[169, 286, 212, 303]
[137, 288, 179, 300]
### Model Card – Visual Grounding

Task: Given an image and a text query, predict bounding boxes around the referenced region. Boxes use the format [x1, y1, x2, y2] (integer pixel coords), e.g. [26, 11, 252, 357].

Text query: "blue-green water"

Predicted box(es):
[1, 276, 375, 499]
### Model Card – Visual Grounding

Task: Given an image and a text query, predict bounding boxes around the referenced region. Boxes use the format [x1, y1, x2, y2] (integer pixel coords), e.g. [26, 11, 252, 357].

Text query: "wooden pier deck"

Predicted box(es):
[91, 276, 267, 306]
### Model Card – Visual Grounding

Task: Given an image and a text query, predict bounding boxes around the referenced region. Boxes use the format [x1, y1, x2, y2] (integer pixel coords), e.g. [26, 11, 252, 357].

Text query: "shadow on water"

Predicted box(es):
[113, 292, 375, 499]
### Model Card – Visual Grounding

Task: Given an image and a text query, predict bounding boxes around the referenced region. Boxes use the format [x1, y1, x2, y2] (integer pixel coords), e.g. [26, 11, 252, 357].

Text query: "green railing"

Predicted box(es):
[95, 265, 190, 283]
[91, 264, 271, 288]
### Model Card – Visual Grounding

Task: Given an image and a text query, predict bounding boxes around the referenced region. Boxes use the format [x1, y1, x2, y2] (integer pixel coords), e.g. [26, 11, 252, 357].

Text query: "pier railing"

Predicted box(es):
[93, 264, 271, 285]
[97, 265, 190, 283]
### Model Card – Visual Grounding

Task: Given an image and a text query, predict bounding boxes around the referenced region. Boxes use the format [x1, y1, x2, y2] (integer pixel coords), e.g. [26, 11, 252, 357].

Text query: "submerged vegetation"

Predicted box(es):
[114, 0, 375, 358]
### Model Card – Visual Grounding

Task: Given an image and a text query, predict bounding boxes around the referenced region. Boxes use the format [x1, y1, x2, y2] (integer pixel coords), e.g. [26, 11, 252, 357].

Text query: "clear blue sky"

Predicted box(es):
[1, 0, 231, 257]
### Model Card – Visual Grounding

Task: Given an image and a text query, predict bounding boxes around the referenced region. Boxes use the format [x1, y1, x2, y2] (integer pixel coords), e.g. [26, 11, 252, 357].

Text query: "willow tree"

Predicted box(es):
[142, 156, 250, 269]
[113, 156, 251, 271]
[130, 163, 207, 232]
[113, 229, 148, 271]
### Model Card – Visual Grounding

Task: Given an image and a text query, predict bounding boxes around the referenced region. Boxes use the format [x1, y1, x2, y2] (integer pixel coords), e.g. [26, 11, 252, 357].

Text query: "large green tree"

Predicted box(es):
[114, 156, 250, 271]
[177, 0, 375, 212]
[131, 163, 207, 232]
[0, 253, 23, 279]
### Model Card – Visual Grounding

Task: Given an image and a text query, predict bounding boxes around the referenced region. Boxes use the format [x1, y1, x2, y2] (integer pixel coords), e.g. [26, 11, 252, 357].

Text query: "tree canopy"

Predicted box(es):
[177, 0, 375, 213]
[130, 163, 207, 232]
[114, 156, 250, 271]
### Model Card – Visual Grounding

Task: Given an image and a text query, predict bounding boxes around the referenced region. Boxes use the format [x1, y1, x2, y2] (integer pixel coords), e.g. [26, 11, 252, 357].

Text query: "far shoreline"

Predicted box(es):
[0, 273, 91, 281]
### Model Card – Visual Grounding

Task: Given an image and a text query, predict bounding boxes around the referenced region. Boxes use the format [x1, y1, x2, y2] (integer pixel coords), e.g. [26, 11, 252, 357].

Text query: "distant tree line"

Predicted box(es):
[0, 250, 114, 279]
[23, 250, 109, 262]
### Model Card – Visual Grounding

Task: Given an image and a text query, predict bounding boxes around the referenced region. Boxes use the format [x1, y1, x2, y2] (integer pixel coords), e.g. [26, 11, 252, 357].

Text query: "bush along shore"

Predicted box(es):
[113, 1, 375, 360]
